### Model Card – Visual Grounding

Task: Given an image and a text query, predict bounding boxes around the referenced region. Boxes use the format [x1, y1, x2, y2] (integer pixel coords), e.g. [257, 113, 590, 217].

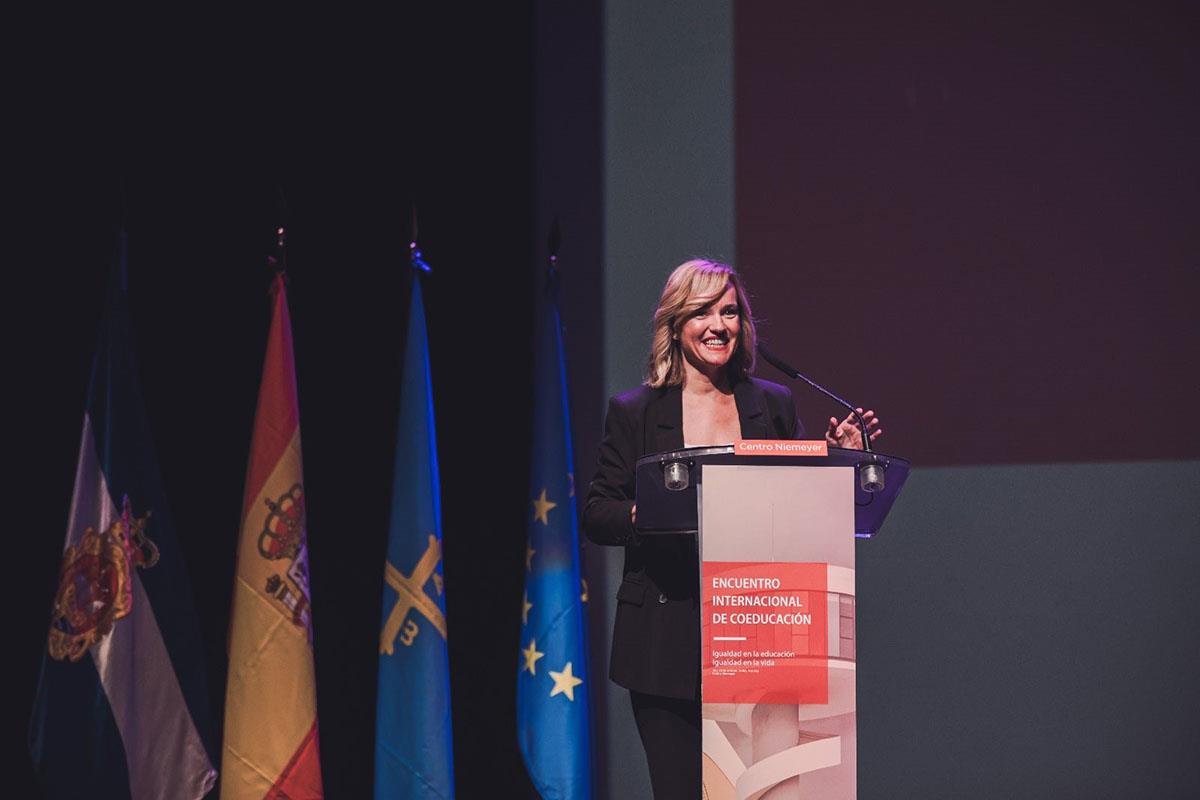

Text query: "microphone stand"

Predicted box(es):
[757, 343, 885, 492]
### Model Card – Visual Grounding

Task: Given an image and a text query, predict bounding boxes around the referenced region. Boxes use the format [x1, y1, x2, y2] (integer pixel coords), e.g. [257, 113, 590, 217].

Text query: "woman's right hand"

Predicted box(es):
[824, 408, 882, 450]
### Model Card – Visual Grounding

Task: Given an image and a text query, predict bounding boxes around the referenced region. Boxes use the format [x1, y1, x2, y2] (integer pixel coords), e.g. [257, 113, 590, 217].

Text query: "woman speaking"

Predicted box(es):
[582, 259, 880, 798]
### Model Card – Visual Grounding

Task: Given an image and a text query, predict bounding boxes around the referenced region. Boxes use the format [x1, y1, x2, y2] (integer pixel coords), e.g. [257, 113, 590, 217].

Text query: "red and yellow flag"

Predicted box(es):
[222, 273, 323, 799]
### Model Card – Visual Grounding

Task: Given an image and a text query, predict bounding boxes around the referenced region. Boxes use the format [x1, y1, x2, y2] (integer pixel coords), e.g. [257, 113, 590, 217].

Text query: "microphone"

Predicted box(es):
[756, 342, 884, 492]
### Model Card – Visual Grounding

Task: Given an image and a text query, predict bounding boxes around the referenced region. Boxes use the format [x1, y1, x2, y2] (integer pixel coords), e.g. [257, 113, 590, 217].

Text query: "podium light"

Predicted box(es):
[664, 461, 690, 491]
[860, 463, 885, 493]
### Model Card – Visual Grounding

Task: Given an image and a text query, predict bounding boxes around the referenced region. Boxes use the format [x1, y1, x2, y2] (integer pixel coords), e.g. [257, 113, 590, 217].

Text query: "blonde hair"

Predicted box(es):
[644, 259, 757, 388]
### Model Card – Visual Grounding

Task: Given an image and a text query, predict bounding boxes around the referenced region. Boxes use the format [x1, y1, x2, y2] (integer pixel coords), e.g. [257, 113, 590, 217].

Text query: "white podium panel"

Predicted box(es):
[699, 466, 857, 800]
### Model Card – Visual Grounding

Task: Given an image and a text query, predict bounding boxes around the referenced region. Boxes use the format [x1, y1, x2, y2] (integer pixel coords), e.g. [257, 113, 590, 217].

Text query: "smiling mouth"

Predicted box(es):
[702, 338, 728, 349]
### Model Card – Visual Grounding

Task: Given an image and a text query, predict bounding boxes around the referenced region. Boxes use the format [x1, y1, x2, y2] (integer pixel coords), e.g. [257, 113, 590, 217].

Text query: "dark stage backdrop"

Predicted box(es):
[13, 8, 544, 799]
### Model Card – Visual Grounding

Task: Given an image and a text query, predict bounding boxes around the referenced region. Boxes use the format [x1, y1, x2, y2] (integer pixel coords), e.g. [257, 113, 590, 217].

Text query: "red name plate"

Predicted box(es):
[734, 439, 828, 456]
[702, 562, 829, 704]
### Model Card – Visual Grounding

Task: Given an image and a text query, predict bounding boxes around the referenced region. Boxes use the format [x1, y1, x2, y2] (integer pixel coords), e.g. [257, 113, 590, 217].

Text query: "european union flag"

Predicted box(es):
[517, 266, 593, 799]
[374, 273, 454, 799]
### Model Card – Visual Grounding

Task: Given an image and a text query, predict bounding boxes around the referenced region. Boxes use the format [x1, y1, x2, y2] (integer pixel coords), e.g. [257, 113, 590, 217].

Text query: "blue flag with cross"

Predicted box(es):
[374, 273, 455, 799]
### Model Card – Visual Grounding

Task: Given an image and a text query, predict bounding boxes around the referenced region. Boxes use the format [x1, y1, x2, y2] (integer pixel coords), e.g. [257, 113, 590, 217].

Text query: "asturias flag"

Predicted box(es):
[221, 272, 324, 799]
[374, 274, 454, 799]
[517, 267, 593, 799]
[28, 235, 218, 799]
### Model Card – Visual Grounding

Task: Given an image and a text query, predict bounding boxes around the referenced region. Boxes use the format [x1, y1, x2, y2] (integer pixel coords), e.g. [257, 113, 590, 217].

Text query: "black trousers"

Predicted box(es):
[629, 690, 701, 800]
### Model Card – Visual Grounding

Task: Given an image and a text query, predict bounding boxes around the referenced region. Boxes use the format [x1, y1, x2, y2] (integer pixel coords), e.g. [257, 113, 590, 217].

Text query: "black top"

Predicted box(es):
[582, 377, 801, 699]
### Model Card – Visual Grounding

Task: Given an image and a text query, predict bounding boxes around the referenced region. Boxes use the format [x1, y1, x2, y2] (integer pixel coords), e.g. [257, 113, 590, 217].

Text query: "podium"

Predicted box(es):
[634, 442, 910, 800]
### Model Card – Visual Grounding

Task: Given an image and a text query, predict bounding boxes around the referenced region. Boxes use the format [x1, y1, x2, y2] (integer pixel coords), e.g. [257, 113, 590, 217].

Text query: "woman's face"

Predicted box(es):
[678, 284, 741, 378]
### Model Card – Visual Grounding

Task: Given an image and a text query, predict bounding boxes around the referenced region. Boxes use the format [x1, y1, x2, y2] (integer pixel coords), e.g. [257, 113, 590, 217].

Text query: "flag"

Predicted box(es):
[28, 234, 218, 799]
[221, 272, 323, 799]
[374, 274, 454, 799]
[517, 267, 593, 799]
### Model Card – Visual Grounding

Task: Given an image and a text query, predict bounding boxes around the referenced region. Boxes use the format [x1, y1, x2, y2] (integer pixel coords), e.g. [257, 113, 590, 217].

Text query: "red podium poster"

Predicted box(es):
[703, 561, 830, 706]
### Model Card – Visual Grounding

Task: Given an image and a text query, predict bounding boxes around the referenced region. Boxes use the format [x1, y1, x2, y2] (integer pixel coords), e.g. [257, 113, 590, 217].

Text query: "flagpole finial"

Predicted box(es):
[548, 218, 561, 265]
[266, 222, 289, 293]
[410, 242, 432, 273]
[545, 219, 561, 296]
[274, 188, 289, 274]
[266, 222, 288, 294]
[276, 226, 287, 268]
[409, 205, 431, 273]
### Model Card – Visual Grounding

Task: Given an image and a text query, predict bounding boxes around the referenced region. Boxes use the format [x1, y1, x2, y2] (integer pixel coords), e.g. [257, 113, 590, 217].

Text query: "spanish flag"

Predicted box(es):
[221, 272, 323, 799]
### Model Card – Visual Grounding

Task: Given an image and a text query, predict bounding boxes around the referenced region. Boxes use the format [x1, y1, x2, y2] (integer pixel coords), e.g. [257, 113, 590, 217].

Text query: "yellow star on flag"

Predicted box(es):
[525, 543, 536, 571]
[532, 488, 557, 525]
[549, 662, 583, 701]
[522, 592, 533, 625]
[521, 639, 545, 675]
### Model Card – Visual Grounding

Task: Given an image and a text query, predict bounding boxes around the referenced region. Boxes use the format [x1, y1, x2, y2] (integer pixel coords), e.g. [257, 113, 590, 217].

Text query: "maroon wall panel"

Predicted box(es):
[736, 3, 1198, 466]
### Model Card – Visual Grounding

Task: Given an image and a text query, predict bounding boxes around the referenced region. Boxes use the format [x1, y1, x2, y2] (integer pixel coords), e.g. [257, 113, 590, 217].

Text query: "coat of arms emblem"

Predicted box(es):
[259, 483, 313, 633]
[47, 497, 159, 662]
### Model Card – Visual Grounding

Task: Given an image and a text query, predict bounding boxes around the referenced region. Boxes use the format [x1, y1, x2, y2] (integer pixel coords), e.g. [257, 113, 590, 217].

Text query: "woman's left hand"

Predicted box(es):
[824, 408, 882, 450]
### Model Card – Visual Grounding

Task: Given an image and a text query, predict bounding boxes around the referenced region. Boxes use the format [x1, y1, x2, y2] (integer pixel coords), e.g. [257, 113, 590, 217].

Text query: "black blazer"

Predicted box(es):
[582, 377, 802, 699]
